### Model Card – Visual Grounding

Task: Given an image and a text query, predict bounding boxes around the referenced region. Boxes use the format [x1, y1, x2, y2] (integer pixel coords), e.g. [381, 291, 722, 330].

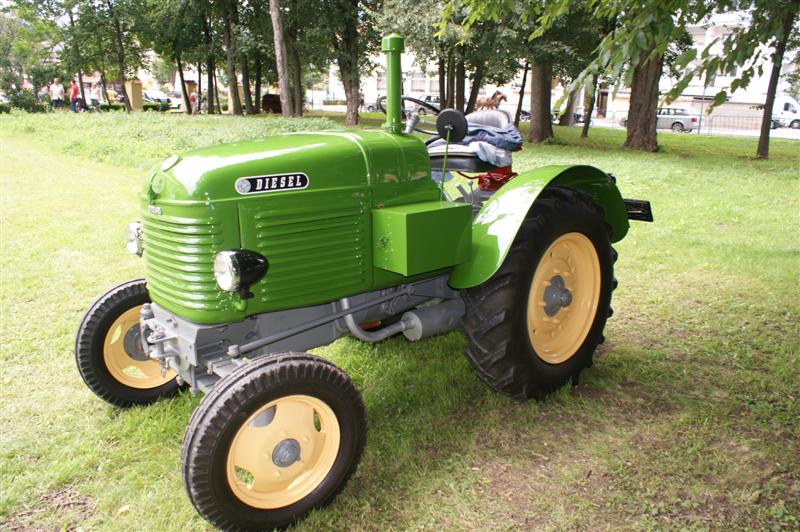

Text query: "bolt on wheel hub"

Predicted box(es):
[542, 275, 573, 316]
[272, 439, 301, 467]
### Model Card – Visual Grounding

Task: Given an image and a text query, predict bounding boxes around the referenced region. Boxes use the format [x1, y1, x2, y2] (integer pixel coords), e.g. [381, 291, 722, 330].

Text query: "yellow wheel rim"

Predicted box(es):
[226, 394, 341, 509]
[102, 305, 175, 389]
[526, 232, 601, 364]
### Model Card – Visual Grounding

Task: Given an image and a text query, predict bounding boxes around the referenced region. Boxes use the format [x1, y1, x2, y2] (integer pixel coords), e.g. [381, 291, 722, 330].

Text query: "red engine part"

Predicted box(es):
[458, 166, 518, 191]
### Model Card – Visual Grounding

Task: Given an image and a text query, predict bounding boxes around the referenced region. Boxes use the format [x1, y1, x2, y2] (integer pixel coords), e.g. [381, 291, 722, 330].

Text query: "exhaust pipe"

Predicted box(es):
[401, 299, 465, 341]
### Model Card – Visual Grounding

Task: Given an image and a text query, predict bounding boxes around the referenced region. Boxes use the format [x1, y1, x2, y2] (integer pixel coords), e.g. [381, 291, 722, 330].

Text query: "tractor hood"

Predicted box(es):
[144, 131, 377, 204]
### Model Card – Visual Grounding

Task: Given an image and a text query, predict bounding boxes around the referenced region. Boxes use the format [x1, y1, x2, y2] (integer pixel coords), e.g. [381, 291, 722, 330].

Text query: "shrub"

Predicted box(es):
[8, 91, 48, 113]
[143, 102, 169, 112]
[0, 103, 10, 114]
[99, 103, 126, 111]
[322, 99, 347, 105]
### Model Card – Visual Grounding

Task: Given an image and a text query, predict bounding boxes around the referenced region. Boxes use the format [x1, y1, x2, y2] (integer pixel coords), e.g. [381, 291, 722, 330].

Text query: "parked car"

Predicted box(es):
[167, 91, 184, 110]
[619, 107, 698, 132]
[412, 93, 441, 114]
[656, 107, 698, 132]
[143, 89, 178, 109]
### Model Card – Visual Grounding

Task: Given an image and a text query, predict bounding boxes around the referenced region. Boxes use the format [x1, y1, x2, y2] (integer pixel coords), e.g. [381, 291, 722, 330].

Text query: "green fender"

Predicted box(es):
[448, 164, 629, 289]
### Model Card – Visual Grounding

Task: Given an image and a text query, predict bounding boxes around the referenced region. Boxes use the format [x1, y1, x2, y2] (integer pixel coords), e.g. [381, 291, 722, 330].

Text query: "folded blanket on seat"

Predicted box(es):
[463, 123, 523, 151]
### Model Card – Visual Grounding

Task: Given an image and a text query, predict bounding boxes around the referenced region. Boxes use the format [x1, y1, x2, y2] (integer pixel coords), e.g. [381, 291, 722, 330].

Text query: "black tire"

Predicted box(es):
[462, 187, 615, 400]
[791, 120, 800, 129]
[75, 279, 180, 407]
[182, 353, 367, 531]
[671, 121, 685, 132]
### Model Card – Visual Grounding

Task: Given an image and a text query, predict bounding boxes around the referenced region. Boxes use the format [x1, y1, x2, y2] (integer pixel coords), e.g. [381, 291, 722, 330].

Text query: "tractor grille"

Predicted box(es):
[142, 213, 226, 314]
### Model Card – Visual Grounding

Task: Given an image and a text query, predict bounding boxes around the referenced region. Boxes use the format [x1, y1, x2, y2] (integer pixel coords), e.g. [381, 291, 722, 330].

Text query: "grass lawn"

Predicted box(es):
[1, 111, 798, 530]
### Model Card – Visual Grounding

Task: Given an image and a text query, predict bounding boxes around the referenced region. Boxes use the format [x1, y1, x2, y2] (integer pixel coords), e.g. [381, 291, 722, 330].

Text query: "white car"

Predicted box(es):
[144, 89, 179, 109]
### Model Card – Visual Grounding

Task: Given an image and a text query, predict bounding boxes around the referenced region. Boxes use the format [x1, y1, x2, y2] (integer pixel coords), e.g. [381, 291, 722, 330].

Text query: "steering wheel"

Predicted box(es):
[378, 96, 441, 136]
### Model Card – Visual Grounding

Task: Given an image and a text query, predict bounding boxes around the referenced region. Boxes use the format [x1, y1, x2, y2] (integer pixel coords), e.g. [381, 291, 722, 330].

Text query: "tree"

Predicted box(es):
[269, 0, 293, 116]
[0, 11, 60, 93]
[323, 0, 379, 126]
[680, 1, 800, 159]
[220, 0, 242, 115]
[533, 0, 800, 158]
[138, 0, 205, 114]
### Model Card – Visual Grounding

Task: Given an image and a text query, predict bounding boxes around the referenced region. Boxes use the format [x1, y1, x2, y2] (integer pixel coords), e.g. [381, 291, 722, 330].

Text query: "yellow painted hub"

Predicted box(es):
[103, 305, 175, 389]
[526, 232, 601, 364]
[226, 394, 341, 509]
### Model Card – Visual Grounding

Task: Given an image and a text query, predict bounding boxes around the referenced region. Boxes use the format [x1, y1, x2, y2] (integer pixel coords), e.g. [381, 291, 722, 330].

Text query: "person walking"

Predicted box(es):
[90, 83, 101, 110]
[68, 80, 80, 112]
[49, 78, 64, 110]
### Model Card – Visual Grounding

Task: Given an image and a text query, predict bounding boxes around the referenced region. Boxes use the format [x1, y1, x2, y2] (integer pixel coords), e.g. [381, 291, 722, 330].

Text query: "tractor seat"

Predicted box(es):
[428, 109, 513, 172]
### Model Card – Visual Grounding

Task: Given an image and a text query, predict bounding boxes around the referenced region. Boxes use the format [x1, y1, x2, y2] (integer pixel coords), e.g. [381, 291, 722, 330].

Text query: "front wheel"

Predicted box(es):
[182, 353, 366, 530]
[790, 119, 800, 129]
[462, 187, 615, 399]
[75, 279, 179, 407]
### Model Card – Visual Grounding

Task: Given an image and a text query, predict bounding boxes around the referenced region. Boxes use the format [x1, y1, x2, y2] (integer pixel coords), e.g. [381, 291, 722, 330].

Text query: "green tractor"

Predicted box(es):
[75, 35, 652, 530]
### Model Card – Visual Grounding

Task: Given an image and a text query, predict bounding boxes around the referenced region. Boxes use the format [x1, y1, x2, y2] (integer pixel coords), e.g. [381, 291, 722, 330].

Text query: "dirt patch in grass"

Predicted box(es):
[1, 487, 94, 531]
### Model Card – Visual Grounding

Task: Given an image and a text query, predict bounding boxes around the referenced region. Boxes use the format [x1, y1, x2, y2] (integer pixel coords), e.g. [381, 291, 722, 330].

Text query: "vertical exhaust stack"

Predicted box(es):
[381, 34, 404, 134]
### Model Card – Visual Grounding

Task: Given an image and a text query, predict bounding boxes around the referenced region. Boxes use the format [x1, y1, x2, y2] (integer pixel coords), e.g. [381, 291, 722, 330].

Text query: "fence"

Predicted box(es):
[603, 110, 800, 139]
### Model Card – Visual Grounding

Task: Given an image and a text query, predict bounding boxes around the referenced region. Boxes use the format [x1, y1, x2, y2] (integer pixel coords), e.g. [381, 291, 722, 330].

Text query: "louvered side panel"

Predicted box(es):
[239, 188, 371, 312]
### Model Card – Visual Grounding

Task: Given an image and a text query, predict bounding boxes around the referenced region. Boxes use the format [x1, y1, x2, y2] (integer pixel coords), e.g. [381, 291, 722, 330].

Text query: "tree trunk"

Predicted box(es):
[106, 0, 130, 112]
[528, 62, 553, 143]
[176, 55, 192, 115]
[446, 51, 455, 109]
[254, 56, 262, 113]
[624, 49, 662, 151]
[222, 0, 242, 115]
[289, 40, 303, 116]
[269, 0, 293, 117]
[581, 73, 598, 138]
[332, 0, 360, 126]
[203, 13, 215, 114]
[455, 54, 465, 112]
[757, 6, 796, 159]
[100, 71, 109, 106]
[241, 55, 255, 114]
[196, 62, 202, 113]
[514, 62, 529, 127]
[465, 67, 483, 114]
[339, 63, 360, 126]
[438, 54, 446, 107]
[213, 68, 222, 113]
[67, 11, 87, 106]
[558, 90, 577, 126]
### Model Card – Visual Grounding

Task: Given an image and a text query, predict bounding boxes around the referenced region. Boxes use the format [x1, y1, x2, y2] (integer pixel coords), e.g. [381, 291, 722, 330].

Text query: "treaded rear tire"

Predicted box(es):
[462, 186, 615, 400]
[75, 279, 180, 407]
[182, 353, 367, 531]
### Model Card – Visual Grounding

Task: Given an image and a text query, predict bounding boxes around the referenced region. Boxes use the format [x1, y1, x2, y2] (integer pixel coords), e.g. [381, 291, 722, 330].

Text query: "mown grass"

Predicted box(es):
[1, 111, 798, 531]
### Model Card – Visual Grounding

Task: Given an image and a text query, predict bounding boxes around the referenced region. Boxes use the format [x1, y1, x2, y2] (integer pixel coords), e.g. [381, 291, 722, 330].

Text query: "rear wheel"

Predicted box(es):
[462, 187, 615, 399]
[791, 119, 800, 129]
[75, 279, 178, 407]
[182, 353, 366, 531]
[671, 121, 685, 132]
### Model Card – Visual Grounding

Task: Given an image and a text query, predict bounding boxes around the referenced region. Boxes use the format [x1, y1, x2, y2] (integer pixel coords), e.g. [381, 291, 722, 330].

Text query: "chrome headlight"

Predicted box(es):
[213, 250, 267, 297]
[124, 221, 143, 256]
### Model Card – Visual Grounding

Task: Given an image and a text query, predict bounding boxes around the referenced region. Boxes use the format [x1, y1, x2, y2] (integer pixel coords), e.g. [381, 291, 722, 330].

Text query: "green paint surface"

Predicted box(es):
[373, 201, 472, 276]
[141, 130, 435, 323]
[448, 165, 629, 289]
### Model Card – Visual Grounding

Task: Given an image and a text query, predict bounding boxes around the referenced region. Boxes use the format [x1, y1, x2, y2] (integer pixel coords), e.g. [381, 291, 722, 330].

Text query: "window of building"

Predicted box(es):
[410, 71, 426, 92]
